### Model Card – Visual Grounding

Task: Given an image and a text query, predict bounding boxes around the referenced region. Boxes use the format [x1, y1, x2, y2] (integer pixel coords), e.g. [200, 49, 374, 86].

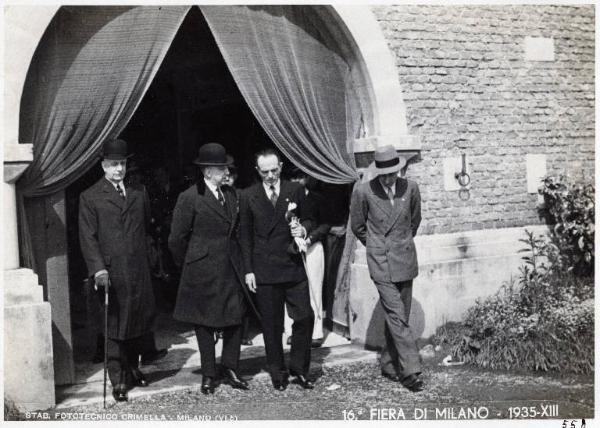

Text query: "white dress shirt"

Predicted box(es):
[262, 180, 281, 199]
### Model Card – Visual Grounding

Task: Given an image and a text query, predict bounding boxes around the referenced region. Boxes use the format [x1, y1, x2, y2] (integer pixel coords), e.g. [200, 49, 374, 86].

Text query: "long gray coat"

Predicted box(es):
[350, 177, 422, 283]
[79, 178, 156, 340]
[168, 181, 249, 327]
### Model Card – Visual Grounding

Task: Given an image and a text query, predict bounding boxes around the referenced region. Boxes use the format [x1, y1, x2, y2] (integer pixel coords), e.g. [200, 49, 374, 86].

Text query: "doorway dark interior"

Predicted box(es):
[66, 6, 351, 365]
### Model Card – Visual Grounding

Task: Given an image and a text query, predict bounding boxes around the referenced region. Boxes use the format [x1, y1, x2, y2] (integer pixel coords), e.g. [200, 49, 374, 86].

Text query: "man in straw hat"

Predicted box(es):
[79, 138, 156, 402]
[350, 145, 424, 392]
[169, 143, 256, 394]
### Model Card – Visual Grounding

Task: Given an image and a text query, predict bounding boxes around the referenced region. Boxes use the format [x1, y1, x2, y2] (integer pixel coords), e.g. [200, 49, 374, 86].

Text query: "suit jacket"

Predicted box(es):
[350, 177, 422, 283]
[78, 178, 156, 340]
[304, 190, 332, 244]
[168, 181, 254, 327]
[239, 180, 313, 284]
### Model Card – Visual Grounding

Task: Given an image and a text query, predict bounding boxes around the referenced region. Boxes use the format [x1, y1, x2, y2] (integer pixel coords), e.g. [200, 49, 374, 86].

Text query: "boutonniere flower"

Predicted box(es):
[284, 199, 298, 223]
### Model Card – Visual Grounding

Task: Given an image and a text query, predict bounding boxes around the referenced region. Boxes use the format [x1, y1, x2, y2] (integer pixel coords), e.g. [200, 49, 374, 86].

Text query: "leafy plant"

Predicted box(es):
[538, 175, 595, 276]
[434, 227, 594, 374]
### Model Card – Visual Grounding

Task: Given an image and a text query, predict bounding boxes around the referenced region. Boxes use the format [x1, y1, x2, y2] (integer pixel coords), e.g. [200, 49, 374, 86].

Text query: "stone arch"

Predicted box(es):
[7, 5, 416, 153]
[5, 4, 417, 389]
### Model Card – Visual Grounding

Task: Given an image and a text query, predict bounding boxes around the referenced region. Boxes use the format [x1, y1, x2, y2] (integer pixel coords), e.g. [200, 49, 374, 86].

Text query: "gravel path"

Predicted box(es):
[40, 359, 593, 421]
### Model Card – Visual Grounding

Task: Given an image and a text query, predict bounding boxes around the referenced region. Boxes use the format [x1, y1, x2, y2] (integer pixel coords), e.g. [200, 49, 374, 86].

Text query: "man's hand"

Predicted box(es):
[290, 223, 306, 238]
[245, 273, 257, 293]
[94, 272, 110, 291]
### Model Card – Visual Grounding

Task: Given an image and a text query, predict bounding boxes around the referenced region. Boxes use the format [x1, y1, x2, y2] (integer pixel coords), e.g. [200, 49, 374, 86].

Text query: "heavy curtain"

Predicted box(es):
[201, 6, 360, 184]
[17, 5, 189, 267]
[201, 6, 360, 332]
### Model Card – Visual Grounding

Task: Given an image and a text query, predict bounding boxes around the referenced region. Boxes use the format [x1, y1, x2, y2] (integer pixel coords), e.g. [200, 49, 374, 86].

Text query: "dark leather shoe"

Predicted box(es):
[290, 372, 314, 389]
[112, 385, 128, 402]
[381, 371, 401, 382]
[222, 368, 249, 390]
[201, 376, 215, 394]
[141, 348, 168, 365]
[131, 368, 149, 387]
[241, 338, 253, 346]
[271, 377, 288, 391]
[401, 373, 424, 392]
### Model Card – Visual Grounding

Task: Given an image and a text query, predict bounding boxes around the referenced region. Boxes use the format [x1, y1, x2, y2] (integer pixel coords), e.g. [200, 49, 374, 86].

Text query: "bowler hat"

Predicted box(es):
[193, 143, 233, 166]
[374, 145, 406, 175]
[102, 139, 132, 160]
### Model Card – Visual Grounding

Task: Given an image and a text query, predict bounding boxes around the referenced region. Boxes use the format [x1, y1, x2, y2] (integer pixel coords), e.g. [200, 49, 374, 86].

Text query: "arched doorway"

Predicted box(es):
[10, 5, 417, 387]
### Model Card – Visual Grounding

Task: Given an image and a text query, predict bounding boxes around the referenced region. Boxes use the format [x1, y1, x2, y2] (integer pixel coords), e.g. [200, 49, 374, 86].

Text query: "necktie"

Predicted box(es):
[216, 187, 225, 206]
[269, 185, 278, 207]
[387, 186, 394, 206]
[115, 184, 125, 199]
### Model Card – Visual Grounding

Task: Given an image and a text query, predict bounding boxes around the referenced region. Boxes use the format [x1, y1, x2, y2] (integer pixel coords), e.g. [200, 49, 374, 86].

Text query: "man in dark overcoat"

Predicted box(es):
[239, 149, 315, 391]
[79, 139, 156, 402]
[168, 143, 253, 394]
[350, 145, 424, 392]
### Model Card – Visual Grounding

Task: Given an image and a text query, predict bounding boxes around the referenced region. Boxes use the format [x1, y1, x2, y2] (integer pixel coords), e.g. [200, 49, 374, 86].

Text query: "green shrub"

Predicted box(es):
[538, 175, 594, 276]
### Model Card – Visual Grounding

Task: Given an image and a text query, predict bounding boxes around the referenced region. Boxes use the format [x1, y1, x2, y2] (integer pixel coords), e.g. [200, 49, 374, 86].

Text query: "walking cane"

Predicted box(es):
[103, 278, 109, 409]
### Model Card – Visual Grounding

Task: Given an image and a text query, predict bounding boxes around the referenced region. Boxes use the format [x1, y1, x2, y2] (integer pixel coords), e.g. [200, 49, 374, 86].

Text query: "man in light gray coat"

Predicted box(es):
[350, 145, 424, 392]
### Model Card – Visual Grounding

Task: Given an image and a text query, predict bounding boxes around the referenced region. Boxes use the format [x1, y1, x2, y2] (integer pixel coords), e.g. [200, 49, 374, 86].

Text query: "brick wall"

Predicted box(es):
[371, 5, 595, 235]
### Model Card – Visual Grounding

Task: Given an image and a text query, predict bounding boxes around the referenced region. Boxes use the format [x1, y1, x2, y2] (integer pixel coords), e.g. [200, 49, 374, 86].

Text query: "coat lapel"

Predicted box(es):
[269, 181, 292, 233]
[224, 188, 237, 233]
[250, 183, 276, 230]
[385, 178, 409, 233]
[101, 179, 126, 211]
[122, 185, 139, 215]
[202, 186, 230, 223]
[369, 179, 393, 218]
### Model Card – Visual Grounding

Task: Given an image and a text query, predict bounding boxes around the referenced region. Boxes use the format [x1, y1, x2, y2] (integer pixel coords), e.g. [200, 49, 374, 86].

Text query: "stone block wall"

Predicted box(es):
[372, 5, 595, 235]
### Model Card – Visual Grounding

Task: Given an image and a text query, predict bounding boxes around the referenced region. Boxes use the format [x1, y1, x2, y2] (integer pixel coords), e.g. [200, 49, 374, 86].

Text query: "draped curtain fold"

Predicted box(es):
[201, 5, 360, 184]
[17, 5, 189, 267]
[201, 6, 360, 331]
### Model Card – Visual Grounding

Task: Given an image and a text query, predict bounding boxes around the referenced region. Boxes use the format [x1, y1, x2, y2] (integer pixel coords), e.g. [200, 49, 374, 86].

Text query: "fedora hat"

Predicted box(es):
[193, 143, 233, 166]
[102, 138, 133, 160]
[374, 145, 406, 175]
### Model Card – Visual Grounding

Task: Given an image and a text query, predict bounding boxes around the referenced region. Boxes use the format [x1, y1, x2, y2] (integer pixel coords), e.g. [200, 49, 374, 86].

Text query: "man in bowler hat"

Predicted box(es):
[350, 145, 424, 392]
[239, 149, 315, 391]
[169, 143, 255, 394]
[79, 138, 156, 401]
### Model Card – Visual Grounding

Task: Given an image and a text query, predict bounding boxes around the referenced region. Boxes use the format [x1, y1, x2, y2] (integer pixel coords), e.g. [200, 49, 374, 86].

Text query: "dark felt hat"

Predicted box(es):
[102, 139, 133, 160]
[193, 143, 233, 166]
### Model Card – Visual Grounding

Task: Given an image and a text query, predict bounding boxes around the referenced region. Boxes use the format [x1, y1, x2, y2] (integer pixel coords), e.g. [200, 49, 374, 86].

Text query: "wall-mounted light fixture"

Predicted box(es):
[454, 153, 471, 188]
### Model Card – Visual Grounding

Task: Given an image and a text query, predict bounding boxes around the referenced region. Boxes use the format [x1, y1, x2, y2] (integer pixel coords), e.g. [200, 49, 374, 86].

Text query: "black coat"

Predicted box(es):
[168, 181, 253, 327]
[78, 178, 156, 340]
[239, 180, 313, 285]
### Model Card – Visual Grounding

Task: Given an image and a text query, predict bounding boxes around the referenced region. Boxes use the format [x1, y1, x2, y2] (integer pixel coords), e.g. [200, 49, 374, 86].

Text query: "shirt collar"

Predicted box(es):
[106, 177, 124, 189]
[262, 180, 280, 195]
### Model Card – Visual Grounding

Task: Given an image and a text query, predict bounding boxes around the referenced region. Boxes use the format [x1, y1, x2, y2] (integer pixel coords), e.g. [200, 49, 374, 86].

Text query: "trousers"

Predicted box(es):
[256, 280, 313, 378]
[374, 279, 421, 378]
[195, 324, 242, 377]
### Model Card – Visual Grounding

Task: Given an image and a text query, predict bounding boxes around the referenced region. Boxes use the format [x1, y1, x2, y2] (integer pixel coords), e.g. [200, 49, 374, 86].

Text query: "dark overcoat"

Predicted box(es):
[79, 178, 156, 340]
[239, 180, 313, 284]
[168, 181, 251, 327]
[350, 177, 422, 283]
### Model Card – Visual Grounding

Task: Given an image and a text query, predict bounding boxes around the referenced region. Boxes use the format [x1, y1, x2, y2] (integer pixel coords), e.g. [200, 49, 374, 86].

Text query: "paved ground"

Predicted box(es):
[14, 314, 593, 422]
